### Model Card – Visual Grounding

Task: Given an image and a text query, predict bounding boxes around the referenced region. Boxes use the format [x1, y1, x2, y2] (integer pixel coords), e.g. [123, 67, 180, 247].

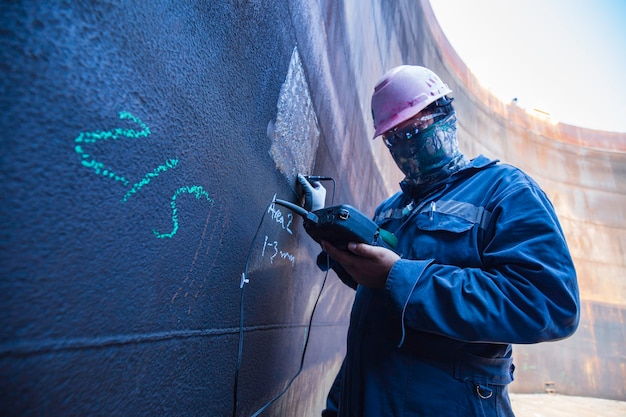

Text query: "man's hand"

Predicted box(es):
[321, 241, 400, 289]
[297, 174, 326, 211]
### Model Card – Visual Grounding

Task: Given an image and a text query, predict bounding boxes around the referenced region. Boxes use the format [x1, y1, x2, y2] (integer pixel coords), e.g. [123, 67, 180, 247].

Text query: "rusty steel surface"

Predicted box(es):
[314, 0, 626, 402]
[334, 0, 626, 401]
[418, 0, 626, 400]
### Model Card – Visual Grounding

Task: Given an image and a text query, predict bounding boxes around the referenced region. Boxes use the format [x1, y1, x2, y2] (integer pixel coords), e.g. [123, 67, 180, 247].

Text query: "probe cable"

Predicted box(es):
[232, 179, 335, 417]
[231, 201, 266, 417]
[249, 265, 330, 417]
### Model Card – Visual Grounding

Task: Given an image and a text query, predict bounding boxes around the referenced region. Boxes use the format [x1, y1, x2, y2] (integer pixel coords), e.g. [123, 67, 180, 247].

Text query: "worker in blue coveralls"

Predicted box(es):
[297, 65, 580, 417]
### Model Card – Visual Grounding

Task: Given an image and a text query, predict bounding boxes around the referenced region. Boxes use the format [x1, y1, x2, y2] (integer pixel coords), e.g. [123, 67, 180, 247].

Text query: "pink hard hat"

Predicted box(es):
[371, 65, 452, 138]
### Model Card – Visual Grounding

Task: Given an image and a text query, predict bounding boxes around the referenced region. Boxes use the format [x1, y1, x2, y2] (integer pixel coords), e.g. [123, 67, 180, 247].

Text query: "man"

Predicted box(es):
[300, 65, 580, 416]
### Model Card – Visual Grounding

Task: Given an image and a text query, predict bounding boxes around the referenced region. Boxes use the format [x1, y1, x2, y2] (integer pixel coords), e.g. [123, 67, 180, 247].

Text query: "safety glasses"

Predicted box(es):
[382, 111, 447, 148]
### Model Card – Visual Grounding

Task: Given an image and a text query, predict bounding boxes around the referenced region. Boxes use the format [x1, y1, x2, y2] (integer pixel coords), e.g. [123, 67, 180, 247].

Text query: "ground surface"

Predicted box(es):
[510, 394, 626, 417]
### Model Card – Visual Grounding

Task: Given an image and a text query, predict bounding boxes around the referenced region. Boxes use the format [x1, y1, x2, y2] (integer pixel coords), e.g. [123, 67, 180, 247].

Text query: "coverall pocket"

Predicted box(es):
[412, 207, 482, 264]
[454, 351, 516, 417]
[414, 210, 475, 233]
[415, 199, 491, 231]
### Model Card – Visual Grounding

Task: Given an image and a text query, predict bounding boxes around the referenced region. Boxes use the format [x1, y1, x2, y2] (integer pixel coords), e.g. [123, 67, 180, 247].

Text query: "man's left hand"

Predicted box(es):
[321, 241, 400, 289]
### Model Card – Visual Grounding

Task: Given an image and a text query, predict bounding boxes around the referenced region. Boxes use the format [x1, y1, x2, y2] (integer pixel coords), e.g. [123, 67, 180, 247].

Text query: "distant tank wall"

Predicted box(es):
[418, 0, 626, 399]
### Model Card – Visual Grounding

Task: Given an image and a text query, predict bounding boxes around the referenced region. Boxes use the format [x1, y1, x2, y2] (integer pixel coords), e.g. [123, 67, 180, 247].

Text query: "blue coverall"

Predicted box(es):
[322, 155, 580, 417]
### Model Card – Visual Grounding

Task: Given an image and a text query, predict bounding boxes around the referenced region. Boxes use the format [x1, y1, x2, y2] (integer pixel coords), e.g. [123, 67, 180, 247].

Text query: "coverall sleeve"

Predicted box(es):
[385, 183, 580, 345]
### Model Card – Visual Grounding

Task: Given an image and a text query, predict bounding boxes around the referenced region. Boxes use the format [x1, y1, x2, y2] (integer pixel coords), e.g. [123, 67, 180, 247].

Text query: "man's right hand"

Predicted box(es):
[297, 173, 326, 211]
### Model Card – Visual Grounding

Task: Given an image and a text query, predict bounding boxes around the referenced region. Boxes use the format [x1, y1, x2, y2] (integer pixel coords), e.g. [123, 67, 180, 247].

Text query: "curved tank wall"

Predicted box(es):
[0, 2, 358, 416]
[418, 0, 626, 400]
[1, 1, 624, 416]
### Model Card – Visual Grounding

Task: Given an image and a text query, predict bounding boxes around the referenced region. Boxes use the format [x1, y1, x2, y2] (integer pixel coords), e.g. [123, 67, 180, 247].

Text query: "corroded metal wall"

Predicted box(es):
[418, 0, 626, 400]
[1, 1, 623, 416]
[336, 0, 626, 401]
[302, 0, 626, 402]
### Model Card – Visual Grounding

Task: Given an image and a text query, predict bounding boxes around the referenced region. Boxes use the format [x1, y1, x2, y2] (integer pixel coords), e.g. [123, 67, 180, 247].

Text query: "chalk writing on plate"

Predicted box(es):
[262, 235, 295, 267]
[267, 194, 293, 235]
[74, 111, 212, 238]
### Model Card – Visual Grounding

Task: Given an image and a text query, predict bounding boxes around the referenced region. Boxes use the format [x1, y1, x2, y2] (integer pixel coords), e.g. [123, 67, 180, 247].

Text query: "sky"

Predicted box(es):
[429, 0, 626, 133]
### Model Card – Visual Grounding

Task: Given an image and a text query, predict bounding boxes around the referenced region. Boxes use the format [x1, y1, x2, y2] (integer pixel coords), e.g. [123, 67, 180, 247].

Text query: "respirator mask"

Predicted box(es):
[386, 112, 467, 185]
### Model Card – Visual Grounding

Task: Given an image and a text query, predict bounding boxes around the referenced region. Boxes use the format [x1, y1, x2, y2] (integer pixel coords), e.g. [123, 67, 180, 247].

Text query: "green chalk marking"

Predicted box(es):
[74, 111, 150, 185]
[122, 159, 179, 202]
[75, 111, 150, 143]
[74, 112, 213, 239]
[153, 186, 213, 239]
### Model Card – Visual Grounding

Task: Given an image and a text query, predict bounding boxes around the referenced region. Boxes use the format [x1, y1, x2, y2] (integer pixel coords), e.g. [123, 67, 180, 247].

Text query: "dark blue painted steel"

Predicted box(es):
[0, 2, 359, 416]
